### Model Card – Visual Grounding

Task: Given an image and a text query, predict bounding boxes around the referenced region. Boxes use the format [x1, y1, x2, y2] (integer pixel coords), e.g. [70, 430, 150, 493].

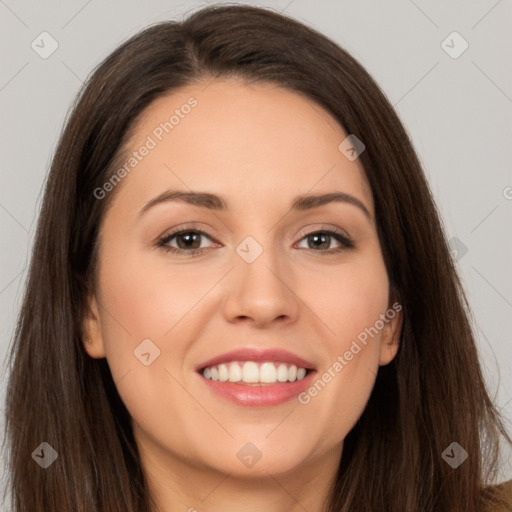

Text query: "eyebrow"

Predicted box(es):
[138, 190, 373, 222]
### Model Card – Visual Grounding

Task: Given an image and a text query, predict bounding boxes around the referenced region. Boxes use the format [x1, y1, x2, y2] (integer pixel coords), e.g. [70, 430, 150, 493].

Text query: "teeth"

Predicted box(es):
[228, 362, 242, 382]
[260, 362, 277, 383]
[276, 363, 288, 382]
[242, 361, 259, 383]
[201, 361, 309, 384]
[218, 363, 229, 382]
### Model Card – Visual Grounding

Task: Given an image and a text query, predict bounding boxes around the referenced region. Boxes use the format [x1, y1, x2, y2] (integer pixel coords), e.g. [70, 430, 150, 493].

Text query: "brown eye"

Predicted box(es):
[296, 230, 354, 253]
[172, 231, 204, 250]
[157, 229, 216, 255]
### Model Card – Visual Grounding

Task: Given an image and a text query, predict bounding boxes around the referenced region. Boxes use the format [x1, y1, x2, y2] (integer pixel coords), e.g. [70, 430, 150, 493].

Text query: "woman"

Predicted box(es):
[3, 4, 511, 511]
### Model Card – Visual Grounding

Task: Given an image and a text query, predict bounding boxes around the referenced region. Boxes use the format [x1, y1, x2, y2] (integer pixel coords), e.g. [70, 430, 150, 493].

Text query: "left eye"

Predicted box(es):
[296, 230, 353, 251]
[157, 229, 354, 255]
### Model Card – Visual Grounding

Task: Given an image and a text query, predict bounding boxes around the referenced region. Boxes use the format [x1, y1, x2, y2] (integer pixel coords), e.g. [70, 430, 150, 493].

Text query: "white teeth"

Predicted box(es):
[218, 363, 229, 382]
[242, 361, 259, 383]
[201, 361, 309, 384]
[228, 362, 242, 382]
[276, 363, 289, 382]
[259, 362, 277, 383]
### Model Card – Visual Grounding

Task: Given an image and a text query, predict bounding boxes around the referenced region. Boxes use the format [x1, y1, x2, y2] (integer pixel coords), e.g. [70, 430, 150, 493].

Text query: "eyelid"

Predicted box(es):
[157, 222, 217, 240]
[295, 224, 352, 242]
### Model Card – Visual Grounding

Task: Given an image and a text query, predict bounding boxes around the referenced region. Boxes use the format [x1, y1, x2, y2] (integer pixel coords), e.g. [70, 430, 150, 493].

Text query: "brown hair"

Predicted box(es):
[2, 4, 511, 511]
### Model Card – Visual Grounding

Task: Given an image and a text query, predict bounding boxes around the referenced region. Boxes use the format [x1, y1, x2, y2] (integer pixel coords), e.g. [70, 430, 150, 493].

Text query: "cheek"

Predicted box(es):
[94, 250, 200, 427]
[97, 248, 210, 342]
[297, 274, 389, 444]
[297, 250, 389, 403]
[304, 255, 390, 348]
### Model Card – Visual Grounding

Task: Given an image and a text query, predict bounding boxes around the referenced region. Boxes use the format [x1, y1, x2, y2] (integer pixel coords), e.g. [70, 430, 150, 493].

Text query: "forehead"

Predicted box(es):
[110, 78, 373, 215]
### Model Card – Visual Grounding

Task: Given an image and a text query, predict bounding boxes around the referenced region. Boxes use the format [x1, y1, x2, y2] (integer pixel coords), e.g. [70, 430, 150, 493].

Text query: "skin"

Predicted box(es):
[82, 78, 402, 512]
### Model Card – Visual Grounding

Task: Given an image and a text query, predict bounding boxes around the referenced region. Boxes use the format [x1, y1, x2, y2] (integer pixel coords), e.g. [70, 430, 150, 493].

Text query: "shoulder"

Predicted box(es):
[483, 479, 512, 512]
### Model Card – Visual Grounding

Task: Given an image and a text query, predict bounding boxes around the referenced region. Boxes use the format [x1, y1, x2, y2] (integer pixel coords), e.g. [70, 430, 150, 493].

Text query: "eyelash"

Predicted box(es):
[156, 226, 355, 257]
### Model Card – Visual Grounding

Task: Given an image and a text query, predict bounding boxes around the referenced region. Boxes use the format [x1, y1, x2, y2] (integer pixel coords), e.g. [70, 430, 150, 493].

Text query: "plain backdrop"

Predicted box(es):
[1, 0, 511, 506]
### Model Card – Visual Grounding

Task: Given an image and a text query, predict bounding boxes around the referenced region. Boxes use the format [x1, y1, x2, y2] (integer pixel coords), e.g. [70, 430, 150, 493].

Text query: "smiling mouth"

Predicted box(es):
[197, 363, 317, 407]
[198, 360, 314, 385]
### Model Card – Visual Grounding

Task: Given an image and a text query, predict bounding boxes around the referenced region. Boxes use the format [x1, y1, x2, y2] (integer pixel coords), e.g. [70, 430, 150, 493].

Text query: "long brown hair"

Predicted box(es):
[2, 4, 511, 511]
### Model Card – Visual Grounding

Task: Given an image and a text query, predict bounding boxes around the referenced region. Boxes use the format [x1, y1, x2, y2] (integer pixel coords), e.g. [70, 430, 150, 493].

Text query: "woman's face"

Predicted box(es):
[83, 78, 401, 482]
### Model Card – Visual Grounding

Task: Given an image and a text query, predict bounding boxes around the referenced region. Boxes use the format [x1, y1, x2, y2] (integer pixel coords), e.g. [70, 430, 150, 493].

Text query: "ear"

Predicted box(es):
[378, 300, 403, 366]
[82, 292, 107, 359]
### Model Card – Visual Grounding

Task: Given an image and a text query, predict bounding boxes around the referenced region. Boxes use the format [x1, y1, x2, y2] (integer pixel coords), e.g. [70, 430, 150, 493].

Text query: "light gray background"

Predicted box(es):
[1, 0, 511, 505]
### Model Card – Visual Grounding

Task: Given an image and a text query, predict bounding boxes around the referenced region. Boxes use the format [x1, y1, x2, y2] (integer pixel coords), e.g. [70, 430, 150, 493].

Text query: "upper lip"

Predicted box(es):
[196, 347, 317, 372]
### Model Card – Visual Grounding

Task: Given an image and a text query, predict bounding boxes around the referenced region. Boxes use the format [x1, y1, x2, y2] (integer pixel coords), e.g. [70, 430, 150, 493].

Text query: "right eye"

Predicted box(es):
[157, 229, 219, 256]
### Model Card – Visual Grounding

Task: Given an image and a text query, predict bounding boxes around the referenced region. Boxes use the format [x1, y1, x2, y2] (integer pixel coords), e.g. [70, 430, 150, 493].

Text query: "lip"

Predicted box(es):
[197, 369, 317, 407]
[195, 347, 317, 372]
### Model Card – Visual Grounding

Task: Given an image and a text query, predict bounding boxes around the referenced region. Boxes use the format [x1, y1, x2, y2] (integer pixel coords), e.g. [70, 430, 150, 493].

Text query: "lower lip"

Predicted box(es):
[198, 370, 317, 407]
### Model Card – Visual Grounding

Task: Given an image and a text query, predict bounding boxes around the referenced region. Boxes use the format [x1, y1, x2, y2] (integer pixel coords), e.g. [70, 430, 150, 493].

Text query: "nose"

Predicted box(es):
[222, 240, 300, 328]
